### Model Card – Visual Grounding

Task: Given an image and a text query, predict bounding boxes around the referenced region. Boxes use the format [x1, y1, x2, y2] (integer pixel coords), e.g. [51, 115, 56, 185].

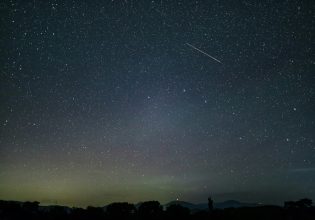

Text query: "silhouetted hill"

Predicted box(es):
[165, 199, 259, 211]
[1, 198, 314, 220]
[165, 200, 197, 210]
[215, 200, 259, 209]
[38, 205, 72, 214]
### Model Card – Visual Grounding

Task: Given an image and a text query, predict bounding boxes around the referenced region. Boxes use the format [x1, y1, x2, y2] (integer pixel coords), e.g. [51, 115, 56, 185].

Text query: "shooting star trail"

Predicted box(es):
[186, 43, 222, 64]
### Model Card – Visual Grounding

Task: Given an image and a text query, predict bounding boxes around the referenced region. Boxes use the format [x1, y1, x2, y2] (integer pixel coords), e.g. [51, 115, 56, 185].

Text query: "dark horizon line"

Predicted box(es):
[1, 197, 312, 209]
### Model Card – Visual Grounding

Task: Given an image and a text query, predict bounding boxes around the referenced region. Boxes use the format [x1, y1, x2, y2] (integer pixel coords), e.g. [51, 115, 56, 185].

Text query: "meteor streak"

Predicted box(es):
[186, 43, 222, 64]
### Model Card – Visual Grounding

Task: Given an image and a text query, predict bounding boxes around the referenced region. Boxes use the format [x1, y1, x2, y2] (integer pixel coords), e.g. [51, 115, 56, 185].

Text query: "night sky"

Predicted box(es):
[1, 0, 314, 207]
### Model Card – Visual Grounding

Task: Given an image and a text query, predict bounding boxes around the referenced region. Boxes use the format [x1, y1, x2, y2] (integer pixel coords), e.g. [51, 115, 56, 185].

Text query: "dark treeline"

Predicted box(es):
[0, 198, 314, 220]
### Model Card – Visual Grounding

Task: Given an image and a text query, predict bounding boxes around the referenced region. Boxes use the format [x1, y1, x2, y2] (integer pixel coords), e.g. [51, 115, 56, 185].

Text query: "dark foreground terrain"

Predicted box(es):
[1, 198, 314, 220]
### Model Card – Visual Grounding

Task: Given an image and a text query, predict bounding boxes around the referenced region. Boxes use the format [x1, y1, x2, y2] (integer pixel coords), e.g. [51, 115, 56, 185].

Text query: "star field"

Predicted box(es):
[0, 0, 314, 207]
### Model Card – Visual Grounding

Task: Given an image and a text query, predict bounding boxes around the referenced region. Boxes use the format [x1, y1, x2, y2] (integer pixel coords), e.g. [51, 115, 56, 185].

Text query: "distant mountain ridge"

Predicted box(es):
[0, 199, 260, 210]
[1, 198, 313, 219]
[164, 200, 260, 211]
